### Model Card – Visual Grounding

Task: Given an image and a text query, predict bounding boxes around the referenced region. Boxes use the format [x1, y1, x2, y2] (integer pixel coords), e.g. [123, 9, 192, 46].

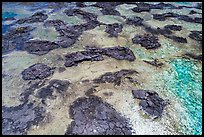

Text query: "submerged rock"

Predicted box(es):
[153, 12, 178, 21]
[103, 22, 125, 36]
[164, 25, 182, 31]
[2, 102, 45, 135]
[126, 16, 144, 26]
[101, 8, 121, 16]
[132, 6, 150, 13]
[132, 89, 167, 118]
[23, 40, 60, 55]
[132, 34, 161, 49]
[93, 69, 137, 86]
[184, 53, 202, 61]
[21, 63, 55, 80]
[65, 95, 132, 135]
[37, 79, 70, 100]
[64, 46, 136, 67]
[16, 11, 48, 24]
[143, 59, 164, 67]
[188, 31, 202, 41]
[164, 35, 187, 43]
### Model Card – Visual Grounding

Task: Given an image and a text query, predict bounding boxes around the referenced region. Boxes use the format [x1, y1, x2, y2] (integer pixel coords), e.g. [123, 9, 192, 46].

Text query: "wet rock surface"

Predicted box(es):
[153, 12, 179, 21]
[65, 95, 132, 135]
[2, 26, 34, 54]
[21, 63, 55, 80]
[164, 35, 187, 43]
[23, 40, 60, 55]
[37, 79, 70, 100]
[164, 25, 182, 31]
[93, 69, 137, 86]
[126, 16, 144, 26]
[132, 89, 167, 118]
[132, 6, 150, 13]
[105, 23, 123, 37]
[16, 11, 48, 24]
[188, 31, 202, 41]
[132, 34, 161, 49]
[2, 102, 45, 135]
[184, 53, 202, 61]
[64, 46, 136, 67]
[101, 8, 121, 16]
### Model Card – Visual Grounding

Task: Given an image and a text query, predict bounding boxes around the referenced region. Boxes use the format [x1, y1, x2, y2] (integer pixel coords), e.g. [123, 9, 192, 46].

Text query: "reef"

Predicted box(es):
[132, 34, 161, 49]
[2, 102, 45, 135]
[64, 46, 136, 67]
[65, 95, 132, 135]
[21, 63, 55, 80]
[105, 23, 123, 37]
[16, 11, 48, 24]
[132, 89, 167, 118]
[164, 25, 182, 31]
[93, 69, 137, 86]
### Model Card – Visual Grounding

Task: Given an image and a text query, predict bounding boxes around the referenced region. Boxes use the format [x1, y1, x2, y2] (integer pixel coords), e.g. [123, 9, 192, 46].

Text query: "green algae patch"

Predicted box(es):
[164, 58, 202, 135]
[97, 15, 125, 24]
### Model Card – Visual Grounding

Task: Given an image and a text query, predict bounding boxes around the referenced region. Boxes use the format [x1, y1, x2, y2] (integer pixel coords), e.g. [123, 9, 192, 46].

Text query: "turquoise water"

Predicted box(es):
[2, 12, 17, 19]
[167, 59, 202, 135]
[175, 2, 193, 6]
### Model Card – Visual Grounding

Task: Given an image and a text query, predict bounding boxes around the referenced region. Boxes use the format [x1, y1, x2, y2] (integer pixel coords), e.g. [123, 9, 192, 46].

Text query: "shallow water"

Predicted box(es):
[2, 2, 202, 135]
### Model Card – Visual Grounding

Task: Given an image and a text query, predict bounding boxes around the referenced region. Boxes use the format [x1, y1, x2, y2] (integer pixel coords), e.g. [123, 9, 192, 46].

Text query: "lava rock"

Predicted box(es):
[132, 34, 161, 49]
[126, 16, 144, 26]
[21, 63, 54, 80]
[101, 8, 121, 16]
[143, 59, 164, 67]
[189, 10, 199, 14]
[64, 46, 136, 67]
[184, 53, 202, 61]
[93, 69, 137, 86]
[85, 88, 97, 96]
[153, 12, 178, 21]
[164, 25, 182, 31]
[164, 35, 187, 43]
[102, 46, 136, 61]
[2, 102, 45, 135]
[16, 11, 48, 24]
[93, 2, 124, 10]
[65, 95, 132, 135]
[58, 67, 66, 73]
[188, 31, 202, 41]
[105, 23, 123, 37]
[37, 79, 70, 99]
[132, 89, 167, 118]
[132, 3, 150, 12]
[23, 40, 60, 55]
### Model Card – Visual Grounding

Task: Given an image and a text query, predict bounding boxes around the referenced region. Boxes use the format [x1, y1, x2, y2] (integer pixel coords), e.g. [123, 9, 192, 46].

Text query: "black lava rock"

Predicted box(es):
[164, 25, 182, 31]
[126, 16, 144, 26]
[16, 11, 48, 24]
[132, 34, 161, 49]
[2, 102, 45, 135]
[23, 40, 60, 55]
[132, 89, 167, 118]
[21, 63, 54, 80]
[105, 23, 123, 37]
[93, 69, 137, 86]
[188, 31, 202, 41]
[164, 35, 187, 43]
[184, 53, 202, 61]
[65, 95, 132, 135]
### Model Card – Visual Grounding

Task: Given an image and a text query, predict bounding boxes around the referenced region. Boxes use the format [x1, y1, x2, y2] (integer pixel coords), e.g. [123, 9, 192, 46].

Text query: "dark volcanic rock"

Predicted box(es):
[58, 67, 66, 73]
[85, 88, 97, 96]
[188, 31, 202, 41]
[102, 46, 136, 61]
[23, 40, 60, 55]
[65, 95, 132, 135]
[64, 50, 104, 67]
[143, 59, 164, 67]
[16, 11, 48, 24]
[153, 12, 178, 21]
[2, 26, 34, 54]
[126, 16, 144, 26]
[164, 35, 187, 43]
[37, 79, 70, 99]
[164, 25, 182, 31]
[132, 34, 161, 49]
[132, 89, 167, 118]
[2, 102, 45, 135]
[184, 53, 202, 61]
[64, 46, 136, 67]
[93, 2, 124, 10]
[189, 10, 199, 14]
[105, 23, 123, 37]
[21, 63, 54, 80]
[101, 8, 121, 16]
[132, 3, 150, 12]
[93, 69, 137, 86]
